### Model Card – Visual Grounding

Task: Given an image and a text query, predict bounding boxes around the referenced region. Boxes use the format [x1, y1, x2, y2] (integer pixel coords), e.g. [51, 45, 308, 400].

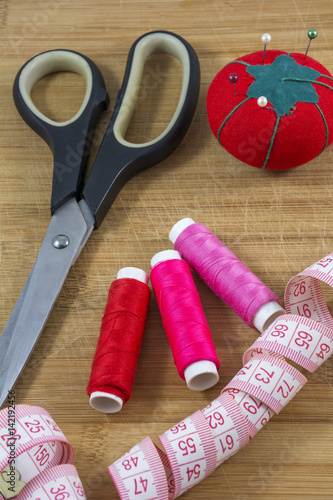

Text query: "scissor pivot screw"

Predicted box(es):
[52, 234, 70, 249]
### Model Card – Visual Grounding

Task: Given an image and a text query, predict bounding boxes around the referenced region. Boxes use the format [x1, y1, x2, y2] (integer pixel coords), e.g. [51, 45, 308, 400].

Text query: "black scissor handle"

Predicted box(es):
[13, 49, 109, 214]
[83, 30, 200, 228]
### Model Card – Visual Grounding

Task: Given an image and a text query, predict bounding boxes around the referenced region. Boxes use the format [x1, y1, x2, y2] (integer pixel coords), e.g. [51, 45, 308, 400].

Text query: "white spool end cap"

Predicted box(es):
[151, 249, 182, 267]
[184, 360, 219, 391]
[89, 391, 123, 413]
[169, 218, 196, 244]
[253, 301, 286, 333]
[117, 267, 149, 285]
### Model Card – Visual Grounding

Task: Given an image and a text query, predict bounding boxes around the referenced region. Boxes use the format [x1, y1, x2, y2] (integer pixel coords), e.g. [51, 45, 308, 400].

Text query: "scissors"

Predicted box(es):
[0, 30, 200, 408]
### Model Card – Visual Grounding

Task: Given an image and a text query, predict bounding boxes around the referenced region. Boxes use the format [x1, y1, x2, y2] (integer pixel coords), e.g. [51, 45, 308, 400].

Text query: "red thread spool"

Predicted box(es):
[170, 218, 285, 332]
[87, 267, 151, 413]
[150, 250, 220, 391]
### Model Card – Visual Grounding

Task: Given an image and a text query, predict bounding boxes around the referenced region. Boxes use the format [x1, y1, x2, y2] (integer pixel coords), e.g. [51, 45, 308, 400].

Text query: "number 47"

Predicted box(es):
[134, 477, 148, 495]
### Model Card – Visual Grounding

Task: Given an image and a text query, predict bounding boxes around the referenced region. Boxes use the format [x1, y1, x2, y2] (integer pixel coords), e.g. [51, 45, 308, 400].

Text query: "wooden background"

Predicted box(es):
[1, 0, 333, 498]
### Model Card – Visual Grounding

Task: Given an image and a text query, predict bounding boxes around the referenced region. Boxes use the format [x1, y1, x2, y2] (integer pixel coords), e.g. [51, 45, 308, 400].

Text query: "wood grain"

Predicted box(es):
[1, 0, 333, 498]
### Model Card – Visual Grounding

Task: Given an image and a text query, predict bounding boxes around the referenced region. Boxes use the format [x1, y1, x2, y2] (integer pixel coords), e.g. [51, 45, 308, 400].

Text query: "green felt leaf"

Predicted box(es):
[246, 54, 321, 116]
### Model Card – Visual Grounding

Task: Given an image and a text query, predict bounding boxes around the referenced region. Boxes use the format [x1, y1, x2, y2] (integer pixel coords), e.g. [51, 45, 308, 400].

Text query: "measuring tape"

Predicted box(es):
[109, 396, 249, 500]
[0, 405, 85, 499]
[285, 252, 333, 327]
[108, 353, 307, 498]
[109, 252, 333, 499]
[222, 352, 307, 414]
[224, 388, 275, 438]
[244, 314, 333, 372]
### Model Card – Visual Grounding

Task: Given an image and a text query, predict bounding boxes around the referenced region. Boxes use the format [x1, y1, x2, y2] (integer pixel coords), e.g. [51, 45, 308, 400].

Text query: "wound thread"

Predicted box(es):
[87, 272, 150, 413]
[150, 252, 220, 391]
[217, 96, 252, 145]
[171, 220, 282, 330]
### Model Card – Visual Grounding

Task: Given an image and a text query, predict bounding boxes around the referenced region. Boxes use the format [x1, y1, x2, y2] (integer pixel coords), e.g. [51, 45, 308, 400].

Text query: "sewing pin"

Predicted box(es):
[229, 73, 238, 96]
[261, 33, 271, 63]
[257, 96, 268, 109]
[304, 29, 318, 59]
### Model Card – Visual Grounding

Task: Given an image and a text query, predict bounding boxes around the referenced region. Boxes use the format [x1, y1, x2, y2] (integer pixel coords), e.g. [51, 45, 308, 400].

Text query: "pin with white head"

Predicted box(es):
[257, 96, 268, 110]
[304, 29, 318, 60]
[261, 33, 271, 63]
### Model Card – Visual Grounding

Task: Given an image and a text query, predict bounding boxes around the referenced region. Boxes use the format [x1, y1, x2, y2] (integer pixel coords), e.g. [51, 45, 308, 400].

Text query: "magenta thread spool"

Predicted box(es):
[150, 250, 220, 391]
[169, 218, 285, 332]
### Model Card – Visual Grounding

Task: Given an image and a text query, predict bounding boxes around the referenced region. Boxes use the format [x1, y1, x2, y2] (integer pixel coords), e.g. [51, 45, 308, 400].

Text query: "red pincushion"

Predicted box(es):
[206, 50, 333, 170]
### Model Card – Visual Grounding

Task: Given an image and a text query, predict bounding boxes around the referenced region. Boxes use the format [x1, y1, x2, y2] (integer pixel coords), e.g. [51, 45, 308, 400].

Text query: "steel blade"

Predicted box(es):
[0, 263, 35, 369]
[0, 199, 94, 408]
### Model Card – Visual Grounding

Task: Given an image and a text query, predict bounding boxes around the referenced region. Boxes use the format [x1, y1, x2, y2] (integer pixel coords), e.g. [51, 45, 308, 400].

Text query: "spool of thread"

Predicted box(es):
[87, 267, 151, 413]
[150, 250, 220, 391]
[169, 218, 285, 332]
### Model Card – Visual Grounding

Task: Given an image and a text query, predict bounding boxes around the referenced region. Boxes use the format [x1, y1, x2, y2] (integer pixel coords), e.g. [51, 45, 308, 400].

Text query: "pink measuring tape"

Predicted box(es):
[109, 252, 333, 499]
[0, 405, 85, 499]
[284, 253, 333, 327]
[109, 401, 245, 500]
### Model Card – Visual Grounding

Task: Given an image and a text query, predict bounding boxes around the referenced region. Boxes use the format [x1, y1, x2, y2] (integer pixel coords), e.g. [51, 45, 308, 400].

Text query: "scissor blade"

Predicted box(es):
[0, 199, 94, 408]
[0, 263, 36, 368]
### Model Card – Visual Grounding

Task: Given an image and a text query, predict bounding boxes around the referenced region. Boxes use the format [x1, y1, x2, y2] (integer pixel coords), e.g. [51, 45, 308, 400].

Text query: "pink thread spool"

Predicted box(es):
[150, 250, 220, 391]
[169, 219, 285, 332]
